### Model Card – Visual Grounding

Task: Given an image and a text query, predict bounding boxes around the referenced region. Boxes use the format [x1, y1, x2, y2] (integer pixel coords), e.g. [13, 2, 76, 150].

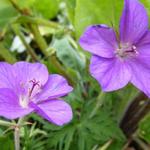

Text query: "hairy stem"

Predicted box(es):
[14, 117, 24, 150]
[0, 120, 15, 127]
[14, 126, 20, 150]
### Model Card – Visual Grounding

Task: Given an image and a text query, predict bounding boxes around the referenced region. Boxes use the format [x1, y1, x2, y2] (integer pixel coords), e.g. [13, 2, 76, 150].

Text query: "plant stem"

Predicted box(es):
[12, 25, 39, 61]
[14, 117, 24, 150]
[9, 0, 23, 14]
[14, 16, 60, 29]
[0, 120, 15, 127]
[14, 126, 20, 150]
[29, 24, 48, 55]
[0, 43, 17, 63]
[89, 91, 105, 118]
[133, 136, 150, 150]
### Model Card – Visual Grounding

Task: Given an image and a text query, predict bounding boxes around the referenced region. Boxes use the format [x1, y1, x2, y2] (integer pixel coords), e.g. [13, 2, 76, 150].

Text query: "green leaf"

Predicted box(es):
[107, 84, 139, 120]
[33, 0, 59, 19]
[75, 0, 123, 39]
[0, 135, 14, 150]
[77, 131, 85, 150]
[65, 0, 76, 25]
[82, 110, 125, 143]
[21, 125, 47, 150]
[138, 114, 150, 143]
[0, 0, 18, 28]
[16, 0, 35, 9]
[64, 128, 75, 150]
[76, 102, 126, 150]
[52, 36, 85, 72]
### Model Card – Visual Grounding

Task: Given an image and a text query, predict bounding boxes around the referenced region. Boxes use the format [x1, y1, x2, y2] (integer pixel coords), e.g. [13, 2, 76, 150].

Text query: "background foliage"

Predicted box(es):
[0, 0, 150, 149]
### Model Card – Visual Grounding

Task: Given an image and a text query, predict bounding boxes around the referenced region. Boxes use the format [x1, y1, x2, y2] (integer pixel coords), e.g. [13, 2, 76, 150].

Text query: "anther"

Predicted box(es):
[115, 44, 138, 59]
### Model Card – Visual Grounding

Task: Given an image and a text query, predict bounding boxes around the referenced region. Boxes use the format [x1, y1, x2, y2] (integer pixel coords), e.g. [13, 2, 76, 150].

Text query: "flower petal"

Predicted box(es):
[90, 55, 131, 91]
[0, 88, 33, 119]
[30, 100, 72, 126]
[79, 25, 117, 58]
[0, 62, 15, 89]
[129, 50, 150, 97]
[35, 75, 73, 102]
[120, 0, 148, 44]
[136, 31, 150, 47]
[135, 31, 150, 66]
[13, 62, 49, 96]
[13, 62, 49, 85]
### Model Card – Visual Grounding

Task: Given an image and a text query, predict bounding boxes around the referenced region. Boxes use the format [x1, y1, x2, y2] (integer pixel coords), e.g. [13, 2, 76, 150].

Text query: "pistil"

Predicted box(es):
[29, 79, 40, 97]
[19, 79, 41, 108]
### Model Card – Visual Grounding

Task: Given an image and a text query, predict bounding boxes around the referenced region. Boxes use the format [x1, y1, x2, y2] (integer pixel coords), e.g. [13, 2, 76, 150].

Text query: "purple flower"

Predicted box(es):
[79, 0, 150, 96]
[0, 62, 73, 126]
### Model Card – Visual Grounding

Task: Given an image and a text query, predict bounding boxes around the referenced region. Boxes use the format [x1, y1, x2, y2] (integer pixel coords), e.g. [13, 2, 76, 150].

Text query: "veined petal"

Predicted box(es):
[35, 75, 73, 102]
[79, 25, 117, 58]
[129, 48, 150, 97]
[135, 31, 150, 66]
[0, 62, 15, 89]
[120, 0, 148, 44]
[13, 62, 49, 96]
[30, 100, 72, 126]
[137, 31, 150, 47]
[90, 56, 131, 91]
[13, 62, 49, 85]
[0, 88, 33, 119]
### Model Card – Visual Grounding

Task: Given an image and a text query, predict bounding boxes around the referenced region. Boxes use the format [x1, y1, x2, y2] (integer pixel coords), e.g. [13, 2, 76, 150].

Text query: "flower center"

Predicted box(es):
[19, 79, 41, 108]
[115, 43, 138, 59]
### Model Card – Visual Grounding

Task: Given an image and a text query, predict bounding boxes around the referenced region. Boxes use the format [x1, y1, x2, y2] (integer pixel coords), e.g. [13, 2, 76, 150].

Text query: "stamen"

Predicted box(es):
[132, 45, 136, 50]
[115, 44, 138, 59]
[29, 79, 40, 97]
[19, 79, 41, 108]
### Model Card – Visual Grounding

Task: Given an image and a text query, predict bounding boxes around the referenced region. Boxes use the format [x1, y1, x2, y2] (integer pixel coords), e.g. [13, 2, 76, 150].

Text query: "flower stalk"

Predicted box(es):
[14, 125, 20, 150]
[14, 117, 24, 150]
[12, 25, 39, 61]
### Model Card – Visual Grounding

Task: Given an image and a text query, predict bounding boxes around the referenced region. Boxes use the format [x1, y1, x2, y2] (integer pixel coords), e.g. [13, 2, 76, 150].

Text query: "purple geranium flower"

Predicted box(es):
[79, 0, 150, 96]
[0, 62, 73, 126]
